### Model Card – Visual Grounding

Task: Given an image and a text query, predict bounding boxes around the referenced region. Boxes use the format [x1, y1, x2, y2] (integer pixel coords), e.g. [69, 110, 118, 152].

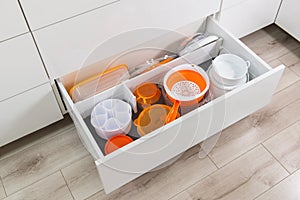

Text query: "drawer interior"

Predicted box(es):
[57, 17, 275, 160]
[77, 60, 217, 157]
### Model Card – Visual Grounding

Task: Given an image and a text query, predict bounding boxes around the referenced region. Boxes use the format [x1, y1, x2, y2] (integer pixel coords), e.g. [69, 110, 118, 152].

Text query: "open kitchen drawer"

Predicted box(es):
[56, 17, 284, 193]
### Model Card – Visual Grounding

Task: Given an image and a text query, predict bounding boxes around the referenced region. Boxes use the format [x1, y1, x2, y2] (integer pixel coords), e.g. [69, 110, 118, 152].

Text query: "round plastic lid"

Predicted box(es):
[104, 135, 133, 155]
[134, 82, 161, 105]
[135, 104, 178, 136]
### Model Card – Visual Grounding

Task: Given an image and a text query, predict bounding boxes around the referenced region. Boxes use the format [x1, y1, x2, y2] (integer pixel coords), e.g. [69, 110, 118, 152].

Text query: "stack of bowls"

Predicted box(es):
[208, 54, 250, 97]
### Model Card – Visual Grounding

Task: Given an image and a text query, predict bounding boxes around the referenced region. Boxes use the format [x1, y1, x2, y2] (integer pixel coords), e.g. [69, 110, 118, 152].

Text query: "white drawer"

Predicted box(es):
[33, 0, 221, 78]
[0, 83, 63, 147]
[0, 33, 49, 101]
[0, 0, 28, 42]
[19, 0, 118, 30]
[219, 0, 281, 38]
[57, 17, 284, 193]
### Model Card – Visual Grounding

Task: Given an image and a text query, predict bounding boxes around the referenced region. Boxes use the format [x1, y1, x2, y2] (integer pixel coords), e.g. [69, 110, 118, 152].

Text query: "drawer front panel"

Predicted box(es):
[0, 33, 49, 101]
[34, 0, 221, 78]
[98, 66, 284, 193]
[19, 0, 118, 30]
[219, 0, 281, 38]
[0, 0, 28, 42]
[0, 83, 63, 146]
[97, 105, 217, 193]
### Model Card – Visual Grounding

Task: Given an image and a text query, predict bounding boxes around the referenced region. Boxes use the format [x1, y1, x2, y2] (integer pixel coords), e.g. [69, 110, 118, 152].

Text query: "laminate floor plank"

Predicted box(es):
[256, 169, 300, 200]
[263, 121, 300, 173]
[0, 127, 89, 195]
[0, 115, 73, 162]
[241, 25, 299, 63]
[170, 146, 288, 200]
[278, 47, 300, 67]
[208, 80, 300, 167]
[0, 178, 5, 200]
[2, 172, 73, 200]
[61, 155, 103, 200]
[290, 62, 300, 77]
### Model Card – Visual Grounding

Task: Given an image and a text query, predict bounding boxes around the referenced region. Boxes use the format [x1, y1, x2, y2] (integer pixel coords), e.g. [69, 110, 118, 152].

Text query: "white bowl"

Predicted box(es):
[90, 99, 132, 140]
[212, 54, 249, 86]
[208, 66, 247, 98]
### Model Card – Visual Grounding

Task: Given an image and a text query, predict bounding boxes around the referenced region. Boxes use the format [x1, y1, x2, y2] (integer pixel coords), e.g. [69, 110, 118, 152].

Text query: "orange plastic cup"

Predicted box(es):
[104, 135, 133, 155]
[134, 82, 161, 108]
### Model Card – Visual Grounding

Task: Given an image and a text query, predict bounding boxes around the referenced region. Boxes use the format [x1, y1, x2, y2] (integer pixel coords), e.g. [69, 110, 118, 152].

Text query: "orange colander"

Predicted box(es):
[163, 64, 209, 124]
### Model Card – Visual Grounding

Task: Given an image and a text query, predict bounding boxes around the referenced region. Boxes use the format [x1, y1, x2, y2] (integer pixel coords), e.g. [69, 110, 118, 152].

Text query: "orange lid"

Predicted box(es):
[134, 82, 161, 106]
[69, 64, 129, 100]
[134, 104, 179, 136]
[104, 135, 133, 155]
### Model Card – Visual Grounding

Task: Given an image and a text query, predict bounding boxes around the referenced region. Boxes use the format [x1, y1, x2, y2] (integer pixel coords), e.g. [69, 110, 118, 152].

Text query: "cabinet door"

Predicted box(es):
[276, 0, 300, 41]
[0, 33, 49, 101]
[0, 83, 63, 147]
[19, 0, 118, 30]
[0, 0, 28, 42]
[219, 0, 282, 38]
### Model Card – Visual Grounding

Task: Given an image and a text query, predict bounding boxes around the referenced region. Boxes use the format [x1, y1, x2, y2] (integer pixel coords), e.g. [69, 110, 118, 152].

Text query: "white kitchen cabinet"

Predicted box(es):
[19, 0, 119, 30]
[33, 0, 221, 79]
[56, 15, 284, 193]
[276, 0, 300, 41]
[0, 33, 49, 101]
[0, 0, 28, 42]
[219, 0, 282, 38]
[0, 83, 63, 147]
[222, 0, 246, 10]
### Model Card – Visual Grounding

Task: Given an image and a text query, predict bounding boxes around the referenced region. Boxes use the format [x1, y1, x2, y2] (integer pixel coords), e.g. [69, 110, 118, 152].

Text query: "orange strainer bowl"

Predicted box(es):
[163, 64, 209, 123]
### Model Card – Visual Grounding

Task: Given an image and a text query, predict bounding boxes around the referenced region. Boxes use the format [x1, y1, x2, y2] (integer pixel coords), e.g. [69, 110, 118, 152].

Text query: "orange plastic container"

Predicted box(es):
[134, 104, 180, 136]
[133, 82, 161, 108]
[104, 135, 133, 155]
[69, 64, 129, 102]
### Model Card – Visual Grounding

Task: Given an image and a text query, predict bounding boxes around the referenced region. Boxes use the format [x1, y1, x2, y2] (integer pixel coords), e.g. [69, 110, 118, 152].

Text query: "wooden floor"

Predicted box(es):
[0, 24, 300, 200]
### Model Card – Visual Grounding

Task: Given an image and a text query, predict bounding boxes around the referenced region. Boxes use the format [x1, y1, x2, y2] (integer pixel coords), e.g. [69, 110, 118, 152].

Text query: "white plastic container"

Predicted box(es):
[90, 99, 132, 139]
